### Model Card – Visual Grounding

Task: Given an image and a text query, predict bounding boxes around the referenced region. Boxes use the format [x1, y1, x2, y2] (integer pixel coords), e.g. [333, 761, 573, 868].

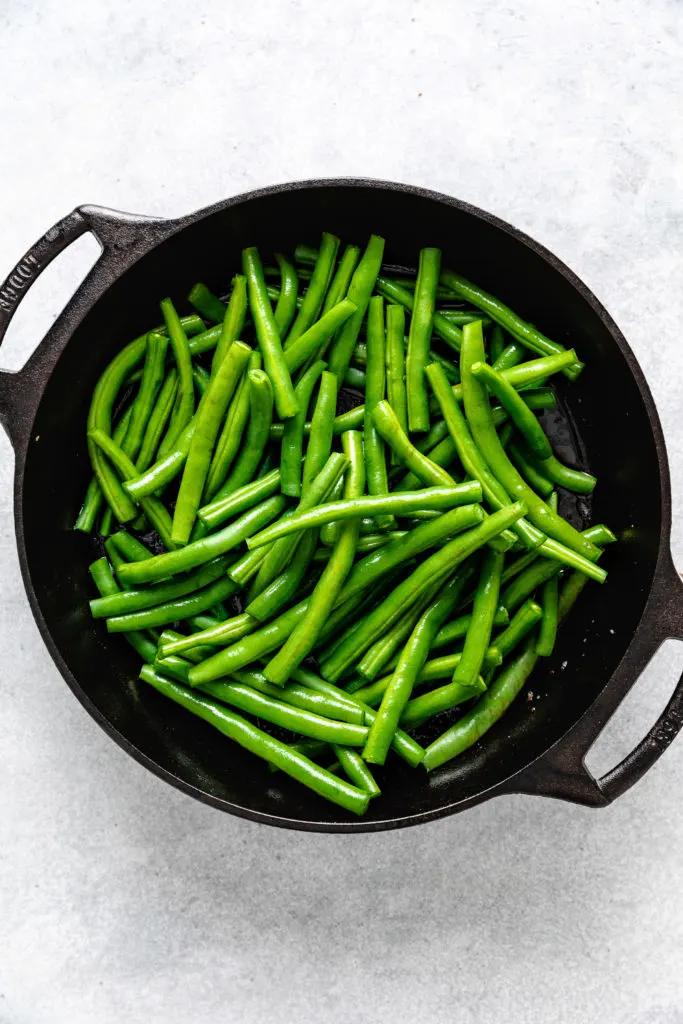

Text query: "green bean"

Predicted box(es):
[124, 418, 195, 501]
[534, 453, 597, 495]
[344, 366, 366, 389]
[246, 482, 481, 550]
[229, 670, 364, 725]
[393, 435, 460, 492]
[314, 531, 406, 560]
[264, 431, 365, 686]
[471, 360, 554, 460]
[109, 530, 153, 564]
[280, 360, 326, 498]
[352, 655, 489, 713]
[273, 255, 299, 338]
[440, 269, 584, 380]
[400, 677, 486, 730]
[425, 360, 544, 550]
[302, 370, 338, 492]
[135, 370, 178, 473]
[328, 235, 385, 380]
[490, 325, 506, 363]
[88, 429, 176, 550]
[493, 340, 527, 372]
[362, 566, 474, 764]
[251, 452, 347, 597]
[357, 583, 441, 682]
[316, 576, 400, 653]
[536, 569, 559, 655]
[320, 503, 525, 682]
[430, 605, 509, 653]
[246, 527, 320, 622]
[205, 351, 260, 499]
[139, 667, 370, 815]
[89, 558, 157, 662]
[375, 276, 463, 353]
[243, 247, 298, 419]
[76, 403, 135, 533]
[284, 232, 339, 348]
[228, 544, 270, 585]
[289, 668, 425, 767]
[188, 282, 227, 323]
[439, 309, 491, 326]
[385, 303, 408, 464]
[212, 275, 248, 374]
[318, 475, 345, 547]
[269, 402, 364, 442]
[452, 548, 504, 687]
[363, 296, 393, 529]
[507, 438, 554, 497]
[189, 598, 311, 683]
[406, 247, 441, 431]
[106, 573, 238, 632]
[210, 369, 273, 500]
[339, 504, 484, 605]
[160, 298, 195, 449]
[90, 556, 231, 618]
[492, 599, 543, 658]
[373, 400, 458, 488]
[197, 470, 280, 531]
[284, 300, 357, 375]
[117, 493, 287, 586]
[459, 322, 599, 561]
[123, 332, 168, 463]
[333, 746, 380, 796]
[172, 342, 252, 544]
[159, 612, 258, 657]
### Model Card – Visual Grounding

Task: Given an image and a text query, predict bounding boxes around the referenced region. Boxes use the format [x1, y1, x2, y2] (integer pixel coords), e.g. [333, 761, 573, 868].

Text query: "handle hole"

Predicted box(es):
[0, 232, 101, 372]
[585, 638, 683, 779]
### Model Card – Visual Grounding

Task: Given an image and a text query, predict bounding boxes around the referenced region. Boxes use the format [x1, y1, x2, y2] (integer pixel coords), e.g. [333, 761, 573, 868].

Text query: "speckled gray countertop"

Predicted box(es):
[2, 3, 683, 1022]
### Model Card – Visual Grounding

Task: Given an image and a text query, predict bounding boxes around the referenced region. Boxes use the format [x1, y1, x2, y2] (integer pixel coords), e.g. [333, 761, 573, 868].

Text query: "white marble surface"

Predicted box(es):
[2, 2, 683, 1022]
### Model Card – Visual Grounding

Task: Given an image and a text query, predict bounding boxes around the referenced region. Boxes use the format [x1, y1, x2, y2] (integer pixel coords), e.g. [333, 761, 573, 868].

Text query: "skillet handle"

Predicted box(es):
[510, 552, 683, 807]
[0, 205, 165, 445]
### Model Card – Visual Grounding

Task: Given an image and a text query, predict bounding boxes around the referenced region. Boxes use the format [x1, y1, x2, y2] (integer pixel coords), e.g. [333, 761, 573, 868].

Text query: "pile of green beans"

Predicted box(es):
[76, 232, 615, 816]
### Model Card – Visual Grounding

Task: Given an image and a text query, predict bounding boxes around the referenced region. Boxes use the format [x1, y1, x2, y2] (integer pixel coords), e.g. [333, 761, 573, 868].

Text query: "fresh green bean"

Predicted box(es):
[251, 452, 347, 597]
[88, 429, 176, 550]
[264, 431, 365, 686]
[507, 438, 554, 497]
[333, 747, 380, 796]
[188, 282, 227, 323]
[228, 544, 270, 585]
[400, 677, 486, 730]
[136, 370, 178, 473]
[534, 452, 597, 495]
[280, 360, 326, 498]
[490, 325, 505, 363]
[124, 418, 195, 500]
[471, 360, 554, 459]
[460, 322, 599, 561]
[212, 275, 248, 374]
[374, 276, 463, 353]
[172, 342, 252, 544]
[536, 569, 559, 656]
[106, 573, 238, 632]
[318, 475, 345, 547]
[452, 548, 504, 687]
[159, 612, 258, 657]
[492, 599, 543, 658]
[205, 351, 260, 499]
[328, 235, 385, 380]
[198, 470, 281, 531]
[357, 583, 441, 682]
[406, 247, 441, 431]
[160, 298, 195, 449]
[320, 503, 525, 682]
[362, 567, 474, 764]
[246, 483, 481, 550]
[493, 340, 527, 372]
[246, 527, 320, 622]
[109, 530, 154, 564]
[229, 670, 364, 725]
[284, 300, 357, 375]
[440, 268, 584, 380]
[373, 400, 458, 488]
[210, 369, 273, 499]
[323, 245, 361, 315]
[117, 494, 287, 586]
[243, 246, 298, 419]
[313, 531, 407, 560]
[302, 370, 338, 492]
[430, 605, 509, 653]
[344, 366, 366, 389]
[363, 296, 393, 529]
[393, 435, 460, 492]
[89, 557, 157, 662]
[385, 303, 408, 465]
[90, 556, 231, 618]
[273, 255, 299, 338]
[425, 360, 544, 550]
[140, 667, 370, 814]
[284, 232, 339, 349]
[269, 402, 364, 442]
[123, 332, 168, 463]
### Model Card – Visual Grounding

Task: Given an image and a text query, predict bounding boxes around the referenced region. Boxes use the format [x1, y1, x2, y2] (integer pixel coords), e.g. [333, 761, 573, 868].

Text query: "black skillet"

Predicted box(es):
[1, 178, 682, 832]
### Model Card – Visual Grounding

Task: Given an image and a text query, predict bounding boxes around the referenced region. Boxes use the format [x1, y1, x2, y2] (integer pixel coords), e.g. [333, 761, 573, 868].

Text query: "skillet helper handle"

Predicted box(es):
[0, 205, 164, 445]
[512, 553, 683, 807]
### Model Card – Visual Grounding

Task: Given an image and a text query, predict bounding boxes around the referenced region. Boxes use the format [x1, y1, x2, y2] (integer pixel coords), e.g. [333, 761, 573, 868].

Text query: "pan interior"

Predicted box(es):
[19, 184, 662, 827]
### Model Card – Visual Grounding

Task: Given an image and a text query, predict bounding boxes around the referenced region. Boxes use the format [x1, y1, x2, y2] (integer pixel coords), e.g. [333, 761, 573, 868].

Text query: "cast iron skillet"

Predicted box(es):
[1, 179, 682, 833]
